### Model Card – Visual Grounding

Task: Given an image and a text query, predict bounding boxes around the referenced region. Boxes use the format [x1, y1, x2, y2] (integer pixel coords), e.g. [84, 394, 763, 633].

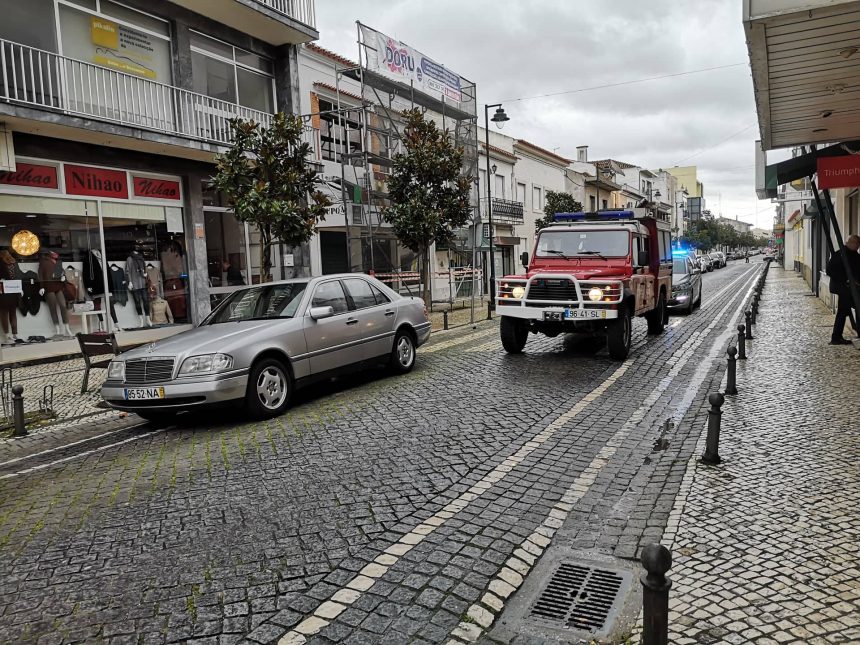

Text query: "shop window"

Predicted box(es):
[205, 210, 248, 288]
[191, 31, 274, 113]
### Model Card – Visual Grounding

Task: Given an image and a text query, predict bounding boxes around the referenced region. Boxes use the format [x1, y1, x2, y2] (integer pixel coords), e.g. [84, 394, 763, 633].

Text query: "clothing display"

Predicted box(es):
[109, 265, 128, 306]
[64, 266, 84, 303]
[92, 295, 119, 325]
[149, 298, 173, 324]
[145, 266, 162, 299]
[160, 245, 184, 279]
[126, 252, 147, 291]
[164, 277, 187, 320]
[83, 250, 106, 296]
[37, 253, 64, 293]
[18, 271, 40, 316]
[44, 291, 70, 325]
[0, 252, 20, 337]
[129, 288, 150, 316]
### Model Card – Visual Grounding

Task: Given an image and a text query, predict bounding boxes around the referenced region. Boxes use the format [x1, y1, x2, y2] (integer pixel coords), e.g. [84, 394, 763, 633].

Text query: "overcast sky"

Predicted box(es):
[314, 0, 777, 230]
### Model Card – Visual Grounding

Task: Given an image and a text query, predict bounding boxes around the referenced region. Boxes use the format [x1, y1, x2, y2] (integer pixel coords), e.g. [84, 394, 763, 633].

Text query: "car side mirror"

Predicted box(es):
[309, 306, 334, 321]
[520, 251, 529, 268]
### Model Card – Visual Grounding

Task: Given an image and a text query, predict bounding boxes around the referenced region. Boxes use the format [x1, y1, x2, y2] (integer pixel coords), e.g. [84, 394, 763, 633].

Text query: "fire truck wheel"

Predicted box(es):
[500, 317, 528, 354]
[607, 308, 632, 360]
[646, 292, 667, 335]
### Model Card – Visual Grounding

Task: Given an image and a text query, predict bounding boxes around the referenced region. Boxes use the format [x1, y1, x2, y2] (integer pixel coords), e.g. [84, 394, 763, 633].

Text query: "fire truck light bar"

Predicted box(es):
[554, 210, 637, 222]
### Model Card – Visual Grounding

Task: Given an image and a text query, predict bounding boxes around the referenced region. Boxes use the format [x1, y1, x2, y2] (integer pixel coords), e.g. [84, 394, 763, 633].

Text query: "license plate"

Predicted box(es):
[565, 308, 607, 320]
[124, 387, 165, 400]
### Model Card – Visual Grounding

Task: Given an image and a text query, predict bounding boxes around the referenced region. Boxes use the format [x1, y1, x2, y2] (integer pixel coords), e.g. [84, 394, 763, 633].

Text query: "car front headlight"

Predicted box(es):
[511, 286, 526, 299]
[588, 287, 604, 302]
[179, 353, 233, 376]
[107, 361, 125, 381]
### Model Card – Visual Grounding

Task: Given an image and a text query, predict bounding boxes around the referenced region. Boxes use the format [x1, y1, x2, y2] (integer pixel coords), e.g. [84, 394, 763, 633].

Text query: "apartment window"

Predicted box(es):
[602, 199, 608, 210]
[589, 195, 596, 211]
[191, 31, 274, 112]
[494, 174, 506, 200]
[317, 99, 362, 163]
[351, 204, 363, 225]
[517, 182, 526, 203]
[533, 186, 542, 212]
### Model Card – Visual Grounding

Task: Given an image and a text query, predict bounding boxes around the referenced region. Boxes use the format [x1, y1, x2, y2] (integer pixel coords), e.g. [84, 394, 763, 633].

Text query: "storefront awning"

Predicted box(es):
[757, 139, 860, 197]
[744, 0, 860, 150]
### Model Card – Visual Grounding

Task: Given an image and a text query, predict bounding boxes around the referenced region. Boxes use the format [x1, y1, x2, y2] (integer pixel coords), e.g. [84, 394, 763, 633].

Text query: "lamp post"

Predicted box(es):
[484, 104, 509, 307]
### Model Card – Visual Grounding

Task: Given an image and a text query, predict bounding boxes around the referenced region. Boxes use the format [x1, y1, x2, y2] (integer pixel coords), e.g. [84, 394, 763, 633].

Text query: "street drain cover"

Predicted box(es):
[529, 563, 628, 633]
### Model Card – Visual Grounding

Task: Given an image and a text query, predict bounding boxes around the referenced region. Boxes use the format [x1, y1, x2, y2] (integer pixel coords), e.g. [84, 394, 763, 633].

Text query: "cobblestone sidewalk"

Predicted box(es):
[647, 267, 860, 644]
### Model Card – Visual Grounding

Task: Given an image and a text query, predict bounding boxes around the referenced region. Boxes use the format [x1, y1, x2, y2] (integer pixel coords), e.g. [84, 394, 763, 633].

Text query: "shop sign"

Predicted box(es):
[90, 16, 158, 80]
[0, 162, 59, 190]
[64, 164, 129, 199]
[132, 176, 181, 200]
[817, 156, 860, 189]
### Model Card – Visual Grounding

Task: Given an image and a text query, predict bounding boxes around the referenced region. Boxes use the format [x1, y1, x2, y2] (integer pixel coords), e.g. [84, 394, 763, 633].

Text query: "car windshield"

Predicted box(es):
[673, 259, 689, 275]
[535, 230, 630, 257]
[205, 282, 308, 324]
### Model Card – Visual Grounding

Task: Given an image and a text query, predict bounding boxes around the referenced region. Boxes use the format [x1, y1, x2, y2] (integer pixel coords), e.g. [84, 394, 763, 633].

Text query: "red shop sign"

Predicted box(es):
[64, 164, 128, 198]
[132, 176, 181, 200]
[0, 162, 59, 189]
[817, 156, 860, 190]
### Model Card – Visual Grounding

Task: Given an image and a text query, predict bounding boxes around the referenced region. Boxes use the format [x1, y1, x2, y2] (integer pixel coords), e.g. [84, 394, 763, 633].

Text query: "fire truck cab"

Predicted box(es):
[496, 209, 673, 360]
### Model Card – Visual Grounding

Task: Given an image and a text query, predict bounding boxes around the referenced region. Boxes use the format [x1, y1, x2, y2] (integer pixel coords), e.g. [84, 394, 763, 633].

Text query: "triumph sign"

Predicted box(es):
[363, 25, 463, 103]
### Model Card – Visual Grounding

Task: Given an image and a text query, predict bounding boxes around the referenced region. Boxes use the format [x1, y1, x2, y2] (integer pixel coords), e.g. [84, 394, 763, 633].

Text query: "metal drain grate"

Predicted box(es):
[529, 563, 625, 632]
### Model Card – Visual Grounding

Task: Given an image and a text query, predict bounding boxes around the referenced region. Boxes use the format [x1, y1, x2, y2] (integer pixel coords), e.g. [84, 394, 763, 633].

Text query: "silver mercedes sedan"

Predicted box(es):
[101, 274, 431, 421]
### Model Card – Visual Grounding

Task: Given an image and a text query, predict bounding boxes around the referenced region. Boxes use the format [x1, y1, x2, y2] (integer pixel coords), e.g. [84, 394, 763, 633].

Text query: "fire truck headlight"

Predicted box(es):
[511, 286, 526, 299]
[588, 287, 604, 302]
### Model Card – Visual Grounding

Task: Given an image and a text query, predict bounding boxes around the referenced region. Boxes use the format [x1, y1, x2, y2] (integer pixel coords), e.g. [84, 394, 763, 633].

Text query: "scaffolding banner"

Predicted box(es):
[362, 25, 463, 103]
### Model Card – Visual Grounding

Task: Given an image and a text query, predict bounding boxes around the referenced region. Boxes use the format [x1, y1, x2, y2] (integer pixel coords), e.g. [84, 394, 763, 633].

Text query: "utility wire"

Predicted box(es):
[500, 62, 748, 103]
[673, 124, 756, 165]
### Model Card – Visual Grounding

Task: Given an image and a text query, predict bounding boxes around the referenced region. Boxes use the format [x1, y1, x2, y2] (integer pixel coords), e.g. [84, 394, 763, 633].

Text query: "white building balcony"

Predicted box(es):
[166, 0, 318, 45]
[0, 39, 317, 160]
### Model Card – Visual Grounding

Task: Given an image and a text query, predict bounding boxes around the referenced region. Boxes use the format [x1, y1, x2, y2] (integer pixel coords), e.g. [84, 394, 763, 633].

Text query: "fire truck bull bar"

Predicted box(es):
[495, 274, 624, 321]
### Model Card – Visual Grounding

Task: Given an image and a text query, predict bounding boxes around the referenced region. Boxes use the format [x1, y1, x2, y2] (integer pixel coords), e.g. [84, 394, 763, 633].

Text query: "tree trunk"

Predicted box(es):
[260, 226, 273, 283]
[420, 245, 431, 306]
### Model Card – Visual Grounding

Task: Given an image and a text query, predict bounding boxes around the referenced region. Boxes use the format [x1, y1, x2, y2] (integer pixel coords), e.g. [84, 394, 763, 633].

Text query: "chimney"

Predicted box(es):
[576, 146, 588, 162]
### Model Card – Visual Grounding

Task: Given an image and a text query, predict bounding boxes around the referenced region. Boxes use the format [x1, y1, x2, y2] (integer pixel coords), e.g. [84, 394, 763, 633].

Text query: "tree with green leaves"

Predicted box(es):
[383, 108, 473, 304]
[211, 113, 331, 282]
[535, 191, 583, 232]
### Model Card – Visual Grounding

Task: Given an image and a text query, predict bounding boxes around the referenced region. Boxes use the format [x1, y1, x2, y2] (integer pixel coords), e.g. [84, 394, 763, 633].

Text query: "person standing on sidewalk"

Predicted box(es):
[826, 234, 860, 345]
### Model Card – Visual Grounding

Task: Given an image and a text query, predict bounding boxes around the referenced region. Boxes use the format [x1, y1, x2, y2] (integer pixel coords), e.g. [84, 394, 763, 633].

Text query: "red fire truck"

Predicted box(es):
[496, 209, 673, 360]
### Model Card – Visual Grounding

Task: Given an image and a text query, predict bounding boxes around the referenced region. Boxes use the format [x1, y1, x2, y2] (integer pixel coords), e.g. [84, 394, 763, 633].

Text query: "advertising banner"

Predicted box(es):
[90, 16, 159, 80]
[363, 25, 463, 104]
[0, 163, 59, 190]
[817, 156, 860, 189]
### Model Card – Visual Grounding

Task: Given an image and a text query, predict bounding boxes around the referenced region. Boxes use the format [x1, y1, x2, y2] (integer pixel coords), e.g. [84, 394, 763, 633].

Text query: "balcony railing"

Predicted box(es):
[0, 39, 274, 148]
[484, 197, 524, 224]
[255, 0, 316, 28]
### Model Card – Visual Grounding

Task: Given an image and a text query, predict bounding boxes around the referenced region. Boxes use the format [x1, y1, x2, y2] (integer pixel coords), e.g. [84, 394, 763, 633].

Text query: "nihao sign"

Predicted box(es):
[133, 176, 181, 200]
[817, 156, 860, 189]
[64, 164, 129, 198]
[0, 163, 59, 189]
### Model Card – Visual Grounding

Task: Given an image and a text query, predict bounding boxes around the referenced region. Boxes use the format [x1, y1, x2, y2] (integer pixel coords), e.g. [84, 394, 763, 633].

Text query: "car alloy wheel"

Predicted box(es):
[256, 365, 288, 411]
[397, 335, 414, 368]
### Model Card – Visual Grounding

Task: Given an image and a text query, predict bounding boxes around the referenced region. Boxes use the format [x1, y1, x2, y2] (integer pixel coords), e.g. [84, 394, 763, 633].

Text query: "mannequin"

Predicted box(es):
[149, 297, 173, 325]
[83, 249, 121, 331]
[0, 250, 21, 344]
[38, 250, 72, 338]
[126, 242, 152, 328]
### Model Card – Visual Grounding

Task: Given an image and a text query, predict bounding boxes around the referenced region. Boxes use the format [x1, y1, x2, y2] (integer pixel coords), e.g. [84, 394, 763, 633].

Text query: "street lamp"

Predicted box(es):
[485, 103, 509, 308]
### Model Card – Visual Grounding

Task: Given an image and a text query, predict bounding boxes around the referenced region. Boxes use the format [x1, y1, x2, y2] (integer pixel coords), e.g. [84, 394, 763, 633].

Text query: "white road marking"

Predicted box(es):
[447, 266, 763, 642]
[0, 428, 166, 480]
[0, 422, 146, 469]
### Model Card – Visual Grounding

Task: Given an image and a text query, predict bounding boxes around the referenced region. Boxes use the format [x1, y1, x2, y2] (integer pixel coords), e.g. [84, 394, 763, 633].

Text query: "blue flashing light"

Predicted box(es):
[553, 210, 636, 223]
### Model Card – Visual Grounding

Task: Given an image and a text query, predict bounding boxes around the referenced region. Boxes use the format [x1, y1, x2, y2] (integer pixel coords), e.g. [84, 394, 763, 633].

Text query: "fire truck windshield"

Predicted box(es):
[536, 230, 630, 258]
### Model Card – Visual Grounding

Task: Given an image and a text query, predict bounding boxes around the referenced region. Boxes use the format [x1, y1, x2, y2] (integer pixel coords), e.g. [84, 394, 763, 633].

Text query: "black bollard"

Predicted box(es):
[725, 346, 738, 395]
[745, 311, 754, 339]
[12, 385, 26, 437]
[752, 298, 759, 325]
[641, 543, 673, 645]
[701, 392, 724, 465]
[486, 302, 493, 321]
[737, 324, 747, 360]
[443, 310, 449, 331]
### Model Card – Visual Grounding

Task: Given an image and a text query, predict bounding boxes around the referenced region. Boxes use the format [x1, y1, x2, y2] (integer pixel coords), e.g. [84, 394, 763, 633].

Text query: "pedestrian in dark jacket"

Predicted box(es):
[826, 234, 860, 345]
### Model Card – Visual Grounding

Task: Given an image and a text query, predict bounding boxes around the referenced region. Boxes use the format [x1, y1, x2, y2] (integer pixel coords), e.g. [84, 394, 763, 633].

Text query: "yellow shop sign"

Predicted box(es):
[91, 17, 119, 49]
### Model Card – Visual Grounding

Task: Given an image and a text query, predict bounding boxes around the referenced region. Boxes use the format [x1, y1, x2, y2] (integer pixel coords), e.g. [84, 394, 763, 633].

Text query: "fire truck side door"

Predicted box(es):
[633, 236, 655, 314]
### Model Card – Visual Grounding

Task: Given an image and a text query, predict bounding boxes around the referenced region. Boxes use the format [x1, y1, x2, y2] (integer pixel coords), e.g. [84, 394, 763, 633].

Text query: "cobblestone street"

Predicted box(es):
[646, 267, 860, 645]
[1, 261, 856, 645]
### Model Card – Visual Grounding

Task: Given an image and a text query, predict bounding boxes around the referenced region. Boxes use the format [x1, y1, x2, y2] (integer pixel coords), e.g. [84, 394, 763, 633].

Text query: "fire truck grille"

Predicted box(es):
[527, 279, 579, 302]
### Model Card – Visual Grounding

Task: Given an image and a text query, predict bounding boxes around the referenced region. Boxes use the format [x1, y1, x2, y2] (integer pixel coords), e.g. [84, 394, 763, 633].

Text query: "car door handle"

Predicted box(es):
[346, 318, 359, 325]
[384, 310, 395, 317]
